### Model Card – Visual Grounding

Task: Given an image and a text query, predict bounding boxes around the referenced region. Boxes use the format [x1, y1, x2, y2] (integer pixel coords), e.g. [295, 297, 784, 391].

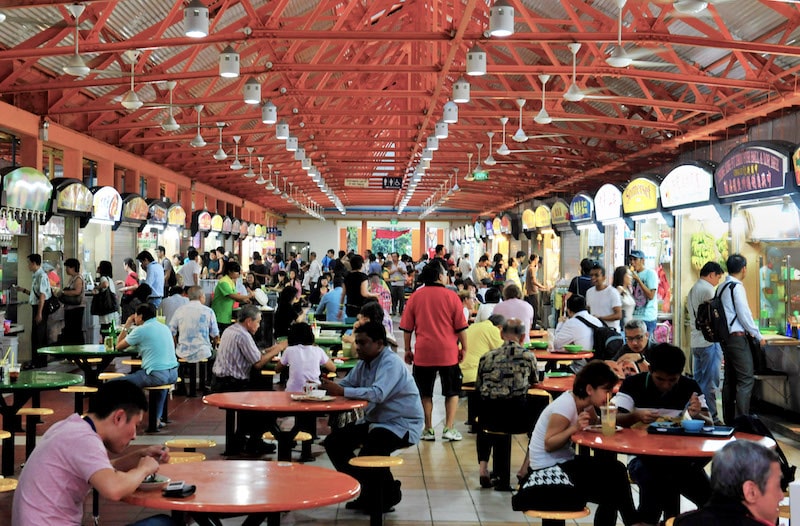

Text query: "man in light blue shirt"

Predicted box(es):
[316, 278, 344, 321]
[116, 303, 179, 426]
[136, 250, 164, 308]
[629, 249, 659, 335]
[718, 254, 764, 424]
[170, 286, 219, 363]
[321, 321, 423, 513]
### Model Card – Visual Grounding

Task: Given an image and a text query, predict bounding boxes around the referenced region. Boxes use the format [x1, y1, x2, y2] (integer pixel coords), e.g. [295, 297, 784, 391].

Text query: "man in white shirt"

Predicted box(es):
[178, 249, 201, 287]
[458, 253, 472, 279]
[303, 251, 323, 292]
[553, 295, 602, 351]
[585, 263, 622, 331]
[718, 254, 764, 425]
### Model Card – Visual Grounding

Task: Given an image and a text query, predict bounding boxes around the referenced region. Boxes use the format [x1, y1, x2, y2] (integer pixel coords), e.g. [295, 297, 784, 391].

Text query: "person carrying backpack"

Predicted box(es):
[553, 296, 602, 370]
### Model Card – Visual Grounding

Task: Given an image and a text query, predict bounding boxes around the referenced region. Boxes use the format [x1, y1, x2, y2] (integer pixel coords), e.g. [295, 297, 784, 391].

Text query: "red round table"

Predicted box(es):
[203, 391, 367, 460]
[534, 350, 594, 361]
[123, 460, 359, 526]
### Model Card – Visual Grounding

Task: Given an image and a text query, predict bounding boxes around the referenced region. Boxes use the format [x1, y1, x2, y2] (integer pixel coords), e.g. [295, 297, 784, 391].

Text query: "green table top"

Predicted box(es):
[317, 321, 351, 329]
[315, 336, 343, 346]
[0, 370, 83, 389]
[333, 359, 358, 370]
[38, 344, 135, 357]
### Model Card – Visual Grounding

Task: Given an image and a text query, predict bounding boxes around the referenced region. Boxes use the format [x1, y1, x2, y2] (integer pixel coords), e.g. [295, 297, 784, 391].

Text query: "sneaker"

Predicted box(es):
[421, 428, 436, 441]
[442, 427, 463, 441]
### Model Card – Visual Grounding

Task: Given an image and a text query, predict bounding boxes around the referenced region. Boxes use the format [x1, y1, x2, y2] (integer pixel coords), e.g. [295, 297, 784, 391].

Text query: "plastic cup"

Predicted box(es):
[601, 404, 618, 436]
[536, 362, 546, 383]
[8, 365, 19, 383]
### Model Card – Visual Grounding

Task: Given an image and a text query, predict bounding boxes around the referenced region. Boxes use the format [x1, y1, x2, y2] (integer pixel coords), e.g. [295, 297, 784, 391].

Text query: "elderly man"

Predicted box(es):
[674, 440, 784, 526]
[170, 286, 219, 395]
[136, 250, 164, 308]
[491, 283, 534, 343]
[211, 305, 286, 455]
[475, 318, 538, 491]
[321, 321, 423, 514]
[116, 304, 179, 428]
[12, 381, 174, 526]
[607, 319, 654, 377]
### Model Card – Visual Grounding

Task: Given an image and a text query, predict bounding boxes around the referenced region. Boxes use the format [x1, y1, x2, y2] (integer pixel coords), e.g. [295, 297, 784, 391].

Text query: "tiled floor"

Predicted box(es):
[1, 339, 798, 525]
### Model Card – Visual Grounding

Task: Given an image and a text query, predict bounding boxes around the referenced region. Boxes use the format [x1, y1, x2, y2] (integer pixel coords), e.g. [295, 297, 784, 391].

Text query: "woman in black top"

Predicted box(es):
[342, 255, 379, 318]
[274, 286, 303, 339]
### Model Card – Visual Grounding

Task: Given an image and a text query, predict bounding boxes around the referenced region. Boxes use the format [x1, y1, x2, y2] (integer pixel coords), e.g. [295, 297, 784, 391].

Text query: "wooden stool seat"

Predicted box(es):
[167, 452, 206, 464]
[348, 456, 404, 468]
[121, 359, 142, 366]
[60, 386, 99, 414]
[260, 370, 277, 376]
[143, 384, 175, 433]
[98, 372, 125, 381]
[17, 407, 54, 417]
[262, 431, 313, 442]
[144, 384, 173, 390]
[0, 430, 10, 440]
[17, 407, 54, 459]
[165, 439, 216, 452]
[326, 372, 337, 379]
[461, 384, 476, 391]
[0, 478, 18, 492]
[86, 357, 104, 364]
[524, 507, 592, 525]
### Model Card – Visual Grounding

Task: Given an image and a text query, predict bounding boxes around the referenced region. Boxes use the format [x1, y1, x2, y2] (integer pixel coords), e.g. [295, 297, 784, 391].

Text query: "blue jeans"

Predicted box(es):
[129, 514, 177, 526]
[120, 367, 178, 422]
[691, 343, 722, 423]
[643, 319, 657, 338]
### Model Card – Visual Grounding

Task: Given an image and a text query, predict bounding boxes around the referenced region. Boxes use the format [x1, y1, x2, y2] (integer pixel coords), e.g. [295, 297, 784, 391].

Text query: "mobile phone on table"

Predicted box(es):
[163, 480, 196, 498]
[165, 481, 184, 492]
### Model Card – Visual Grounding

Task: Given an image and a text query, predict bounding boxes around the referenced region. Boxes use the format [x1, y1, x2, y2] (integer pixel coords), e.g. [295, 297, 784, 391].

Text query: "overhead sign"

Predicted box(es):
[92, 187, 122, 223]
[210, 214, 224, 232]
[622, 177, 659, 214]
[1, 167, 52, 212]
[345, 178, 369, 188]
[472, 170, 489, 181]
[716, 144, 788, 199]
[661, 164, 713, 208]
[551, 200, 570, 225]
[534, 206, 552, 228]
[521, 209, 535, 230]
[594, 184, 622, 222]
[167, 204, 186, 227]
[569, 193, 594, 223]
[381, 177, 402, 189]
[492, 217, 502, 235]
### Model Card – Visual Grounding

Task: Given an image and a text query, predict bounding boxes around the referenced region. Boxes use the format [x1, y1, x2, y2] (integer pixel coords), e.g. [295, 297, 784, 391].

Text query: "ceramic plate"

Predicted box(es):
[545, 372, 574, 378]
[138, 474, 170, 491]
[290, 394, 335, 402]
[584, 425, 622, 433]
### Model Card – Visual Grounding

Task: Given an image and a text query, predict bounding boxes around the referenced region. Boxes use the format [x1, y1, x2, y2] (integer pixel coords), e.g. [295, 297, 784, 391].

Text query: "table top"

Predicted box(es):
[315, 336, 343, 346]
[534, 375, 574, 393]
[123, 460, 360, 513]
[317, 321, 351, 329]
[38, 344, 136, 357]
[204, 391, 368, 413]
[534, 350, 594, 360]
[0, 370, 83, 390]
[571, 427, 776, 457]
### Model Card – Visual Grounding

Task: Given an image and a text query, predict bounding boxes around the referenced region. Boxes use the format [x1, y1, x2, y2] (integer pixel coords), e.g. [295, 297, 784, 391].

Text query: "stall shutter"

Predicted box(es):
[112, 225, 137, 283]
[560, 230, 580, 278]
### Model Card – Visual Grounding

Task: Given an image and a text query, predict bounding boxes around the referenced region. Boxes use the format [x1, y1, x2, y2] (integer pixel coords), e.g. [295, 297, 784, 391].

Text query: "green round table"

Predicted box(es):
[0, 370, 83, 475]
[38, 344, 138, 386]
[315, 336, 343, 347]
[317, 321, 351, 330]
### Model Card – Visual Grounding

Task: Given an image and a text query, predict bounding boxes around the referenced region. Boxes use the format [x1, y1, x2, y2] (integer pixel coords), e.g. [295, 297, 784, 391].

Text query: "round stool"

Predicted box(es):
[0, 478, 18, 492]
[164, 438, 216, 452]
[348, 456, 404, 526]
[98, 372, 125, 382]
[121, 359, 142, 372]
[523, 507, 591, 526]
[60, 385, 98, 414]
[262, 431, 312, 442]
[167, 452, 206, 464]
[142, 385, 174, 433]
[17, 407, 54, 459]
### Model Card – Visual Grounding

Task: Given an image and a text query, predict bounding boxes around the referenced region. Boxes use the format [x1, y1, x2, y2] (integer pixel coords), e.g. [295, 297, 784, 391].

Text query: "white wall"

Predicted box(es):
[279, 217, 341, 255]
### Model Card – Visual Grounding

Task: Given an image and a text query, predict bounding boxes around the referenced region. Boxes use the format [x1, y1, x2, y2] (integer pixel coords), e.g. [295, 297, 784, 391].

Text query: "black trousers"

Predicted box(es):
[61, 306, 85, 345]
[390, 285, 405, 314]
[629, 456, 711, 523]
[324, 423, 409, 502]
[31, 305, 48, 368]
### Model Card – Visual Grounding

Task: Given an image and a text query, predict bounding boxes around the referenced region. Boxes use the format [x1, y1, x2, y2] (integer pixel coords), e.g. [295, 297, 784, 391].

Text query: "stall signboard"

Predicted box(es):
[247, 223, 256, 237]
[121, 195, 148, 222]
[534, 206, 552, 228]
[253, 224, 263, 237]
[264, 239, 276, 251]
[661, 164, 713, 208]
[231, 219, 241, 239]
[1, 167, 52, 213]
[622, 177, 659, 214]
[239, 221, 248, 239]
[716, 143, 789, 199]
[500, 214, 512, 234]
[167, 204, 186, 228]
[53, 179, 92, 215]
[594, 184, 622, 222]
[137, 231, 158, 255]
[210, 214, 224, 232]
[221, 216, 233, 236]
[91, 187, 122, 223]
[473, 221, 483, 239]
[194, 210, 212, 232]
[521, 209, 535, 230]
[484, 219, 494, 237]
[550, 200, 570, 225]
[492, 217, 502, 235]
[569, 193, 594, 223]
[146, 200, 168, 227]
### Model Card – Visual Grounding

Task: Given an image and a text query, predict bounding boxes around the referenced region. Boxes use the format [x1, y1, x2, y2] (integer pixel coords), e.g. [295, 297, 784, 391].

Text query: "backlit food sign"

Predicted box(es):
[221, 217, 233, 235]
[594, 184, 622, 222]
[1, 167, 52, 212]
[661, 164, 712, 208]
[122, 196, 148, 221]
[196, 211, 212, 232]
[210, 214, 224, 232]
[521, 209, 535, 230]
[534, 206, 551, 228]
[569, 193, 593, 222]
[148, 201, 167, 225]
[492, 217, 502, 235]
[92, 187, 122, 222]
[56, 181, 92, 213]
[550, 200, 570, 225]
[716, 146, 787, 199]
[167, 205, 186, 227]
[622, 178, 659, 214]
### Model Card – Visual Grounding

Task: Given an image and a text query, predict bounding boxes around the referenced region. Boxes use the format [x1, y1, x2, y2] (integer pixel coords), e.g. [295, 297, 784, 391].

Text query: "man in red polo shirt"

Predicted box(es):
[400, 260, 469, 442]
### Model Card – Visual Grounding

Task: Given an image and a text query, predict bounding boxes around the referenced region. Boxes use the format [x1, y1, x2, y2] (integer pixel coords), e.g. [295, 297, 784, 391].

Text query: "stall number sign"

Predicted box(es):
[382, 177, 402, 189]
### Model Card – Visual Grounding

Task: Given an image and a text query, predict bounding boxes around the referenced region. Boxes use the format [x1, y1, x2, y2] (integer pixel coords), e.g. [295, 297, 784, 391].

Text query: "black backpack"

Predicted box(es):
[733, 414, 796, 491]
[695, 281, 737, 343]
[575, 316, 624, 360]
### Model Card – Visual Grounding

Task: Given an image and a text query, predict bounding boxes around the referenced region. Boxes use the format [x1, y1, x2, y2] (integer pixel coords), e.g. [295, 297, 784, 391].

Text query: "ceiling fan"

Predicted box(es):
[535, 75, 596, 125]
[563, 43, 614, 102]
[606, 0, 669, 69]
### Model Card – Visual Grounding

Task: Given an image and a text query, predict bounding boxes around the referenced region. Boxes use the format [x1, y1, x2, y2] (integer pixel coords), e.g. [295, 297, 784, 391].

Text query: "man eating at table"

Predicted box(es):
[612, 343, 712, 524]
[12, 380, 175, 526]
[320, 321, 423, 514]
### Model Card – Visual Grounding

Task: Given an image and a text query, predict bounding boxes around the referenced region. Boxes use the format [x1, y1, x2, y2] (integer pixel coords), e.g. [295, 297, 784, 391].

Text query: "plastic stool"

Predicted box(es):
[348, 456, 404, 526]
[16, 407, 54, 458]
[164, 438, 216, 452]
[60, 385, 98, 414]
[523, 507, 591, 526]
[143, 385, 173, 433]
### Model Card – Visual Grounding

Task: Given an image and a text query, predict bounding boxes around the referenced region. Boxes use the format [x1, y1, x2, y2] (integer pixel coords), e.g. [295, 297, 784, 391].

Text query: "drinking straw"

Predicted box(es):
[1, 346, 10, 365]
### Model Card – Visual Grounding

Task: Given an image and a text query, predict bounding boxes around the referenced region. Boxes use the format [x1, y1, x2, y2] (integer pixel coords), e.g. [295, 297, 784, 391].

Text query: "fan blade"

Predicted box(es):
[630, 59, 672, 68]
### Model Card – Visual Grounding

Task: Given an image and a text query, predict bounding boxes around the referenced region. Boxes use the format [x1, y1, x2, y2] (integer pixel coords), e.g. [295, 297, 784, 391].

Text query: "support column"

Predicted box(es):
[62, 148, 83, 180]
[359, 220, 367, 256]
[96, 158, 114, 187]
[19, 135, 43, 171]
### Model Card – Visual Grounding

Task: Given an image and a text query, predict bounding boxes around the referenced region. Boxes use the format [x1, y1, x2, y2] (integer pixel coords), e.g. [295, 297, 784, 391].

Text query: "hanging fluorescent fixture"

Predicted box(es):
[466, 45, 486, 76]
[294, 147, 306, 161]
[422, 148, 433, 161]
[219, 45, 239, 78]
[489, 0, 514, 37]
[243, 77, 261, 104]
[184, 0, 209, 38]
[427, 136, 439, 151]
[452, 77, 470, 103]
[261, 101, 277, 124]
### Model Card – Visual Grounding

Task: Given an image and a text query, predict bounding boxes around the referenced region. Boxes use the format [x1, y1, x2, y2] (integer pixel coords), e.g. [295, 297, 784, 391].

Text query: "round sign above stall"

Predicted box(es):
[551, 200, 570, 225]
[622, 177, 660, 214]
[92, 187, 122, 223]
[485, 219, 494, 237]
[661, 164, 713, 208]
[521, 209, 535, 230]
[231, 219, 241, 239]
[239, 221, 248, 239]
[210, 214, 224, 232]
[534, 205, 551, 228]
[247, 223, 256, 237]
[569, 193, 594, 223]
[594, 184, 622, 222]
[500, 214, 512, 234]
[122, 195, 149, 222]
[492, 217, 502, 235]
[473, 221, 482, 240]
[167, 204, 186, 228]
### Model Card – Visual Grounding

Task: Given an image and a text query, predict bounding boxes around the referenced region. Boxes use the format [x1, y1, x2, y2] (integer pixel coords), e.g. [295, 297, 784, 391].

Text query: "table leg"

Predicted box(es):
[266, 512, 281, 526]
[222, 409, 237, 455]
[1, 414, 13, 477]
[267, 421, 298, 462]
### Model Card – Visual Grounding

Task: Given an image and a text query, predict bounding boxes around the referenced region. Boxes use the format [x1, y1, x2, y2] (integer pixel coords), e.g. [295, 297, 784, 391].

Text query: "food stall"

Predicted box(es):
[659, 161, 727, 352]
[190, 209, 212, 252]
[206, 213, 225, 253]
[593, 183, 630, 274]
[550, 198, 576, 278]
[569, 192, 603, 265]
[532, 205, 559, 290]
[164, 202, 187, 260]
[113, 194, 148, 272]
[717, 140, 800, 412]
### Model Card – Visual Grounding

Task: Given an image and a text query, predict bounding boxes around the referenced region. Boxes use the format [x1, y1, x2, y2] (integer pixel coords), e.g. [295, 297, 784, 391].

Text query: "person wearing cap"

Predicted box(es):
[628, 250, 658, 336]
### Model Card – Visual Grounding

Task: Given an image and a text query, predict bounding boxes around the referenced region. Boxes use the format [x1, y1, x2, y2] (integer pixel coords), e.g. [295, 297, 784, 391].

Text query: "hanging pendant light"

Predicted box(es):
[489, 0, 514, 37]
[120, 52, 143, 110]
[466, 45, 486, 76]
[243, 147, 256, 177]
[452, 77, 470, 103]
[275, 119, 289, 140]
[219, 45, 239, 78]
[243, 77, 261, 104]
[261, 101, 277, 124]
[212, 122, 227, 160]
[184, 0, 209, 38]
[230, 136, 243, 169]
[443, 100, 458, 124]
[435, 119, 448, 139]
[427, 136, 439, 151]
[303, 158, 313, 171]
[422, 148, 433, 161]
[255, 156, 266, 184]
[294, 147, 306, 161]
[189, 104, 206, 147]
[265, 164, 275, 191]
[63, 3, 89, 76]
[286, 136, 298, 152]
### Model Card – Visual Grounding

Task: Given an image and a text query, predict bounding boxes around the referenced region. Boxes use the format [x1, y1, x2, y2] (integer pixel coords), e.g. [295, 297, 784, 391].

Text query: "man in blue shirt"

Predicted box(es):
[321, 321, 423, 513]
[629, 250, 658, 335]
[136, 250, 164, 308]
[316, 277, 344, 321]
[116, 303, 178, 427]
[321, 249, 335, 273]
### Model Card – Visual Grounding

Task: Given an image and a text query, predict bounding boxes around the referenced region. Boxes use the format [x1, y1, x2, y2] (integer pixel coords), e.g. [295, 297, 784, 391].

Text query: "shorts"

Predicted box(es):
[413, 364, 462, 397]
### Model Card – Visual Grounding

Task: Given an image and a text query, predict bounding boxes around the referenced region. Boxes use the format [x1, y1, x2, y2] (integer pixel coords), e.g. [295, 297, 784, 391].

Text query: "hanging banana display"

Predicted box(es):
[690, 232, 728, 272]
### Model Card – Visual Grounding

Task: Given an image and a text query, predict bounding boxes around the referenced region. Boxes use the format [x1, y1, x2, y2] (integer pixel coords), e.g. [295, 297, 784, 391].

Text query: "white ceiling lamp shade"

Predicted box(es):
[230, 135, 243, 169]
[243, 77, 261, 104]
[466, 45, 486, 76]
[184, 0, 209, 39]
[674, 0, 708, 15]
[294, 147, 306, 161]
[302, 158, 312, 171]
[420, 158, 431, 169]
[484, 131, 496, 166]
[120, 52, 143, 110]
[452, 76, 470, 103]
[286, 136, 298, 151]
[264, 164, 275, 191]
[255, 156, 266, 184]
[512, 98, 528, 142]
[427, 136, 439, 151]
[244, 147, 256, 177]
[261, 100, 277, 124]
[190, 104, 206, 147]
[422, 148, 433, 161]
[218, 45, 239, 78]
[497, 116, 510, 155]
[435, 119, 448, 139]
[212, 122, 227, 160]
[443, 100, 458, 124]
[275, 119, 290, 140]
[489, 0, 514, 38]
[160, 81, 180, 131]
[63, 3, 89, 76]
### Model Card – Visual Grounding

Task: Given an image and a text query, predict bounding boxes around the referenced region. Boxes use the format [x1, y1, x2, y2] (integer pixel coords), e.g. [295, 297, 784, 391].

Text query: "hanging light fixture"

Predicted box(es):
[427, 136, 439, 151]
[286, 136, 298, 152]
[212, 122, 227, 160]
[302, 158, 313, 171]
[275, 119, 289, 140]
[243, 77, 261, 104]
[435, 119, 448, 139]
[255, 156, 266, 184]
[63, 3, 89, 76]
[294, 147, 306, 161]
[261, 101, 277, 124]
[497, 116, 510, 155]
[218, 45, 239, 78]
[189, 104, 206, 147]
[489, 0, 515, 37]
[184, 0, 209, 39]
[243, 147, 256, 177]
[466, 45, 486, 76]
[422, 148, 433, 161]
[484, 131, 496, 166]
[443, 100, 458, 124]
[452, 77, 470, 103]
[273, 173, 282, 194]
[230, 136, 243, 169]
[265, 164, 275, 191]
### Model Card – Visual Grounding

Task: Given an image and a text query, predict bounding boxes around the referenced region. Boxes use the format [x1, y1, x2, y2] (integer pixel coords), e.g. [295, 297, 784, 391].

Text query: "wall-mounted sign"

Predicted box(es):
[54, 179, 92, 214]
[534, 206, 551, 228]
[122, 195, 148, 221]
[484, 219, 494, 237]
[473, 221, 483, 239]
[239, 221, 248, 238]
[622, 178, 659, 214]
[147, 200, 168, 226]
[500, 214, 512, 234]
[660, 164, 713, 208]
[521, 209, 535, 230]
[210, 214, 224, 232]
[92, 187, 122, 223]
[344, 178, 369, 188]
[167, 204, 186, 227]
[594, 184, 622, 222]
[569, 193, 594, 223]
[254, 224, 265, 237]
[221, 216, 233, 235]
[716, 144, 788, 199]
[1, 167, 52, 212]
[231, 219, 241, 239]
[550, 200, 570, 225]
[492, 217, 502, 235]
[196, 211, 212, 232]
[247, 223, 256, 237]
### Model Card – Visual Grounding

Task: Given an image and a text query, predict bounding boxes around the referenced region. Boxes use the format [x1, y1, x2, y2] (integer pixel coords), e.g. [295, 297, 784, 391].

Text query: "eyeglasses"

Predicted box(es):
[627, 334, 647, 342]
